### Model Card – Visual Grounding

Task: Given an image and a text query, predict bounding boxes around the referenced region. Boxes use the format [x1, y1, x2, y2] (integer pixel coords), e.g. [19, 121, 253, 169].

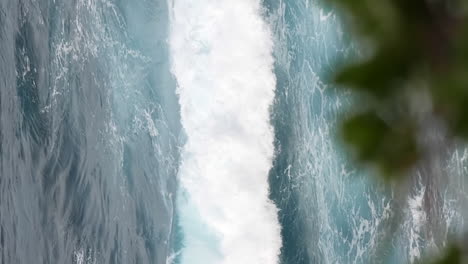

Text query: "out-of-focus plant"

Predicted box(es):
[417, 245, 464, 264]
[328, 0, 468, 262]
[331, 0, 468, 176]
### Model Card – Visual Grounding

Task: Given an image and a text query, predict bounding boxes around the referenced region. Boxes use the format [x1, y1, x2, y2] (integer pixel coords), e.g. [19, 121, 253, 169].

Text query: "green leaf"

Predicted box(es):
[335, 42, 418, 99]
[432, 66, 468, 137]
[341, 111, 419, 179]
[431, 245, 462, 264]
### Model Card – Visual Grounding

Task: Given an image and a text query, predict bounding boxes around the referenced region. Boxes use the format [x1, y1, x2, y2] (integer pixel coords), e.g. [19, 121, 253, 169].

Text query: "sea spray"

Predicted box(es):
[168, 0, 282, 263]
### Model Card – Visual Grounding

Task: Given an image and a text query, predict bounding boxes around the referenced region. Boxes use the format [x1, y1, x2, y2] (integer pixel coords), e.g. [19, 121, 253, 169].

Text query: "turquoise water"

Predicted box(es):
[265, 0, 468, 263]
[1, 0, 467, 263]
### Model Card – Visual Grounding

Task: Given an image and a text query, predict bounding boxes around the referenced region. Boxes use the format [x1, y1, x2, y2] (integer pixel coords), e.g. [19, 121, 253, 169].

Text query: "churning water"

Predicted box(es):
[1, 0, 467, 263]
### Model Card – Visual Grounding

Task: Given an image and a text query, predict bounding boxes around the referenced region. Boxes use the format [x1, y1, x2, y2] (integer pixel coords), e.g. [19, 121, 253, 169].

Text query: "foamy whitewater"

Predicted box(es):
[3, 0, 468, 263]
[168, 0, 282, 263]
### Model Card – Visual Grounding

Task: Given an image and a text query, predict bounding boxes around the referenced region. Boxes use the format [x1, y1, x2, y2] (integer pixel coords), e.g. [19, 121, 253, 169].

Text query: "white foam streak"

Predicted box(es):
[168, 0, 282, 263]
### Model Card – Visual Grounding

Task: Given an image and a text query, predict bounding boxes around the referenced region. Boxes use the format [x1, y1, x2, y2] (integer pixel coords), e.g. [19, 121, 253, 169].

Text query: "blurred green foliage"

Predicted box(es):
[416, 245, 463, 264]
[328, 0, 468, 262]
[331, 0, 468, 176]
[433, 246, 463, 264]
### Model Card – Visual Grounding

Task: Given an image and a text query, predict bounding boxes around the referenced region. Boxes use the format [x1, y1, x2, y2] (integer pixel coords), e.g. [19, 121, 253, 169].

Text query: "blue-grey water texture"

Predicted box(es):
[1, 0, 467, 264]
[1, 0, 180, 263]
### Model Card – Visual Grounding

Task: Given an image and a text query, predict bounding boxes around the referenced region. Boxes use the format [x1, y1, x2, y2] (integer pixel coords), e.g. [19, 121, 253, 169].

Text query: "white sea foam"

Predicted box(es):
[168, 0, 282, 263]
[407, 181, 427, 263]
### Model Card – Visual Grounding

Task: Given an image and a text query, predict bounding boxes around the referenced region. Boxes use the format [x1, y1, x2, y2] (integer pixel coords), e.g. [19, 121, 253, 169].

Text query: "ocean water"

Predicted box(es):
[1, 0, 179, 262]
[264, 1, 468, 263]
[1, 0, 467, 264]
